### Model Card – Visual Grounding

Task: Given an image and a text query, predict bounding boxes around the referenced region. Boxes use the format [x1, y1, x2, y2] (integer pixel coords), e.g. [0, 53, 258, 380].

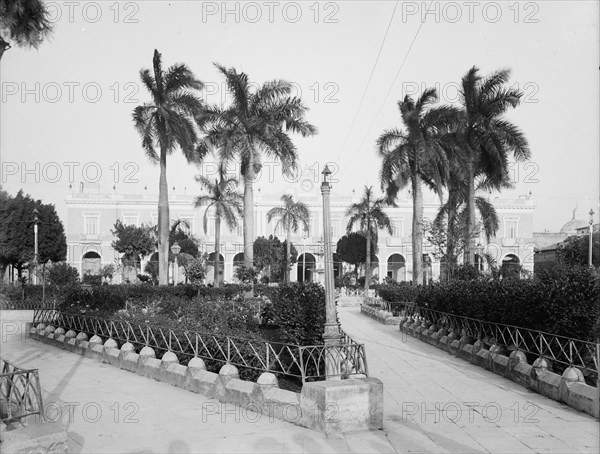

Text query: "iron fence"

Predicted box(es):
[0, 300, 56, 310]
[0, 358, 44, 423]
[363, 297, 415, 316]
[32, 310, 368, 383]
[403, 305, 598, 379]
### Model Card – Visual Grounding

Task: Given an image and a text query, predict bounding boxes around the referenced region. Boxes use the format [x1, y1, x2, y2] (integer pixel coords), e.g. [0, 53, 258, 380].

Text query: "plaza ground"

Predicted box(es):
[1, 307, 598, 453]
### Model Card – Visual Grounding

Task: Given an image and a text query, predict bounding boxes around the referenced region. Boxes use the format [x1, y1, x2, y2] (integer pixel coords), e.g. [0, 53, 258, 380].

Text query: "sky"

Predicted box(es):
[1, 0, 599, 232]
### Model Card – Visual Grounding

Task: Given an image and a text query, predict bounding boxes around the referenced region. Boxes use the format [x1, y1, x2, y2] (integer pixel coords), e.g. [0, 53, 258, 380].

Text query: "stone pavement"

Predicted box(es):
[1, 309, 598, 453]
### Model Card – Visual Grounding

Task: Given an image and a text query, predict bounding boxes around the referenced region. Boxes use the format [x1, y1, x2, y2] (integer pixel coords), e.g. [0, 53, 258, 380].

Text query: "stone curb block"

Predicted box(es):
[220, 378, 260, 408]
[137, 357, 162, 380]
[510, 362, 535, 388]
[491, 354, 510, 377]
[184, 368, 219, 398]
[559, 381, 599, 418]
[121, 352, 140, 373]
[534, 370, 562, 401]
[103, 347, 121, 367]
[261, 387, 302, 424]
[162, 363, 188, 388]
[89, 344, 104, 360]
[74, 340, 89, 356]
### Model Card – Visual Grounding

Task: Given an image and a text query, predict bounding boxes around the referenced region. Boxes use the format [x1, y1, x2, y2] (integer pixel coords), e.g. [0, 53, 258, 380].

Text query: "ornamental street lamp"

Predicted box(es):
[171, 242, 181, 285]
[42, 259, 51, 301]
[32, 207, 40, 285]
[589, 209, 595, 268]
[321, 165, 341, 379]
[302, 232, 308, 282]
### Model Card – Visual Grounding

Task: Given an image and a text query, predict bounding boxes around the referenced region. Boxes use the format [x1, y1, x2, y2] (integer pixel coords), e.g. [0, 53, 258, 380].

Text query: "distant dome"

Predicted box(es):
[559, 207, 588, 234]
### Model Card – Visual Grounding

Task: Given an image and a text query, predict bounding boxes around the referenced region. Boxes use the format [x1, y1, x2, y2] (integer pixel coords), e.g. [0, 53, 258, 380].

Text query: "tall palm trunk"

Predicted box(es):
[365, 226, 371, 292]
[286, 227, 291, 282]
[214, 215, 221, 287]
[158, 147, 170, 285]
[243, 161, 255, 268]
[446, 205, 457, 282]
[412, 173, 423, 284]
[464, 158, 476, 264]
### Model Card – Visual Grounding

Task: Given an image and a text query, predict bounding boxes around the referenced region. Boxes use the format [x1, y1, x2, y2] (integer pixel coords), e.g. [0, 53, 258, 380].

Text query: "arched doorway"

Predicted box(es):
[297, 253, 316, 282]
[207, 252, 225, 284]
[82, 251, 101, 276]
[370, 255, 379, 283]
[501, 254, 521, 280]
[145, 252, 159, 284]
[333, 253, 342, 280]
[387, 254, 406, 281]
[439, 257, 448, 282]
[474, 253, 484, 272]
[422, 254, 432, 284]
[120, 253, 141, 283]
[232, 253, 244, 281]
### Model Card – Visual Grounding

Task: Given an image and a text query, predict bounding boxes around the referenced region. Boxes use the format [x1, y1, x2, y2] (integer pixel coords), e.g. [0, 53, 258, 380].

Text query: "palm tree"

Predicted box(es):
[195, 166, 243, 287]
[267, 194, 310, 282]
[0, 0, 53, 60]
[457, 67, 530, 263]
[433, 136, 509, 277]
[345, 186, 392, 292]
[377, 89, 459, 284]
[200, 65, 317, 269]
[133, 49, 206, 285]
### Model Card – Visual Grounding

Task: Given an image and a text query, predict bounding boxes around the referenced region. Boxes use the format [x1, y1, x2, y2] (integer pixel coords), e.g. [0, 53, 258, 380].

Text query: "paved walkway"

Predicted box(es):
[1, 309, 598, 453]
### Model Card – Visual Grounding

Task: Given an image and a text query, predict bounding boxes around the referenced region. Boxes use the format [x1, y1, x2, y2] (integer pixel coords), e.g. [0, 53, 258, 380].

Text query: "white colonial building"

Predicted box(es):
[64, 183, 535, 284]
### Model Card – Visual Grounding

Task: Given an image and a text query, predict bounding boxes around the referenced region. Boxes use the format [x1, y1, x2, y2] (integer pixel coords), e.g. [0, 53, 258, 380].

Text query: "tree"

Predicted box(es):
[267, 194, 310, 282]
[195, 166, 243, 287]
[423, 217, 488, 281]
[201, 65, 317, 269]
[0, 190, 67, 279]
[455, 67, 530, 263]
[182, 255, 208, 285]
[0, 0, 53, 61]
[252, 235, 296, 282]
[168, 220, 200, 259]
[557, 233, 600, 268]
[133, 49, 206, 285]
[111, 220, 155, 281]
[345, 186, 391, 291]
[378, 89, 459, 284]
[336, 232, 376, 276]
[47, 263, 79, 286]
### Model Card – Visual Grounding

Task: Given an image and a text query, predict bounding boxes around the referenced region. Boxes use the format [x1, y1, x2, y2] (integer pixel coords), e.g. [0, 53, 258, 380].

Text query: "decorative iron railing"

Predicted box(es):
[403, 305, 598, 380]
[0, 300, 56, 310]
[363, 297, 415, 316]
[32, 310, 368, 383]
[335, 288, 372, 298]
[0, 358, 44, 423]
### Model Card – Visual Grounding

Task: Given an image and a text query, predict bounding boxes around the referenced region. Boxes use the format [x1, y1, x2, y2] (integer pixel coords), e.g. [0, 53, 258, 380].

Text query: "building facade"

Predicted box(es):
[64, 185, 536, 283]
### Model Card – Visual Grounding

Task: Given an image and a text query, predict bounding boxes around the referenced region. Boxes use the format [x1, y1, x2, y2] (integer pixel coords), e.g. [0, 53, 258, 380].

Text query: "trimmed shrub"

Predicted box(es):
[266, 282, 326, 346]
[414, 265, 599, 342]
[377, 281, 421, 303]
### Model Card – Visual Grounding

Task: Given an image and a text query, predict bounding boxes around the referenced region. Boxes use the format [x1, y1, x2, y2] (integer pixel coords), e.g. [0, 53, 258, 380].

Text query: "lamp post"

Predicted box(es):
[589, 209, 595, 268]
[42, 259, 51, 301]
[321, 165, 341, 379]
[32, 207, 40, 285]
[171, 242, 181, 285]
[302, 232, 308, 282]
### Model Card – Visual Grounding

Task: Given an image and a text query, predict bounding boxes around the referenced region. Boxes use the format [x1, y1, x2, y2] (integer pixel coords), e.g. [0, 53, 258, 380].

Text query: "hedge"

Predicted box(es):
[376, 266, 599, 342]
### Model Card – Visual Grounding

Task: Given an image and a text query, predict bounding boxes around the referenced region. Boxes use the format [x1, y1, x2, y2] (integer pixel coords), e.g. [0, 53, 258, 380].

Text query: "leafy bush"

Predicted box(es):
[48, 263, 80, 286]
[82, 274, 102, 286]
[415, 265, 599, 342]
[266, 282, 327, 346]
[377, 281, 421, 302]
